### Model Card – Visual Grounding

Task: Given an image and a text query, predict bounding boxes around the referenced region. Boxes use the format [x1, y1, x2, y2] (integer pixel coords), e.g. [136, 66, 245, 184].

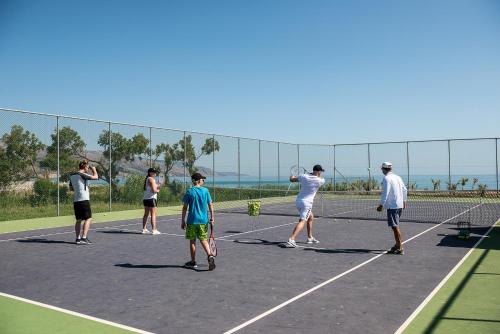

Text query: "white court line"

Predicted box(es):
[0, 217, 180, 243]
[394, 217, 499, 334]
[223, 204, 483, 334]
[218, 221, 298, 239]
[0, 292, 154, 334]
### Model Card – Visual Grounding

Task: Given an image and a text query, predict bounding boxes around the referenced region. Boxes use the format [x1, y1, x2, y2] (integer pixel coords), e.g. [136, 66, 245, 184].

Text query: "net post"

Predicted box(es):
[108, 122, 112, 212]
[56, 115, 60, 216]
[258, 139, 261, 198]
[183, 131, 187, 193]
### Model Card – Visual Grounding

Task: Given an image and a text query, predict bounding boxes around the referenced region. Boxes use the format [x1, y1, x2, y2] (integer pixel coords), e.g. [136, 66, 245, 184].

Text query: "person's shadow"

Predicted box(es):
[16, 238, 75, 245]
[115, 263, 211, 272]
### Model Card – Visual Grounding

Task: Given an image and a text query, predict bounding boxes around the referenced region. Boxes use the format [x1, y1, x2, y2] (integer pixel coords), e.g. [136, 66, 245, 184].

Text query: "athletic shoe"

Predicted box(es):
[184, 261, 198, 269]
[208, 256, 216, 271]
[142, 229, 150, 234]
[394, 248, 404, 255]
[76, 238, 83, 245]
[307, 237, 320, 244]
[388, 247, 404, 255]
[285, 239, 298, 248]
[81, 237, 92, 244]
[152, 230, 161, 235]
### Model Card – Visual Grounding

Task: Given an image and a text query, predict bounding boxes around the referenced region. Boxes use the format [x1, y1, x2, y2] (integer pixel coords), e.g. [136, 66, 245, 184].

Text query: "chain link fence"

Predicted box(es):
[1, 107, 499, 224]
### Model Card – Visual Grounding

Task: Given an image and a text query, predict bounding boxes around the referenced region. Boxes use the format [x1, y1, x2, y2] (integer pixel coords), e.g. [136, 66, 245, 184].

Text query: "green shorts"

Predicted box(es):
[185, 224, 208, 241]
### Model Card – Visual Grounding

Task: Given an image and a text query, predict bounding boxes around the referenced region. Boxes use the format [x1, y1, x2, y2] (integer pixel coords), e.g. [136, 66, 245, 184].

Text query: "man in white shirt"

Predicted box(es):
[285, 165, 326, 248]
[376, 162, 407, 255]
[69, 160, 99, 245]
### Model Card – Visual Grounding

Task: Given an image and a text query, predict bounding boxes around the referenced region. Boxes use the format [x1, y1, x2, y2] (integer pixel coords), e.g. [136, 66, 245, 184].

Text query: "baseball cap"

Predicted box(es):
[313, 164, 325, 172]
[191, 172, 206, 181]
[381, 161, 393, 169]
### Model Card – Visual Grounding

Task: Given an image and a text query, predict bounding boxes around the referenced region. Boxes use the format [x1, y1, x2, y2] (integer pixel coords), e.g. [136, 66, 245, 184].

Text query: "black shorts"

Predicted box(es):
[143, 199, 158, 208]
[74, 200, 92, 220]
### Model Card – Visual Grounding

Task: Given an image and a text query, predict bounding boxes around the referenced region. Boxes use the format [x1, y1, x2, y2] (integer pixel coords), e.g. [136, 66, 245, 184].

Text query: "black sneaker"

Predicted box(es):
[76, 238, 83, 245]
[208, 256, 216, 271]
[184, 261, 198, 269]
[394, 248, 404, 255]
[81, 237, 92, 244]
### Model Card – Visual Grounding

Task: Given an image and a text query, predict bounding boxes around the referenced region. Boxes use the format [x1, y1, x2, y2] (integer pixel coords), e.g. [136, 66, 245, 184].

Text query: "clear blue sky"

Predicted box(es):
[1, 0, 500, 144]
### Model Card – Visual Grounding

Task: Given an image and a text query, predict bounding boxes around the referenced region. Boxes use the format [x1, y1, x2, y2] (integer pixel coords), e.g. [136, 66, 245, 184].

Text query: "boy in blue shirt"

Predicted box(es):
[181, 173, 216, 270]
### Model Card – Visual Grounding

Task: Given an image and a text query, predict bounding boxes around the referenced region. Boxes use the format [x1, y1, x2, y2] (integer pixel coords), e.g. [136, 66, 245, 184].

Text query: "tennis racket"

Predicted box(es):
[209, 223, 217, 257]
[158, 173, 164, 186]
[286, 165, 308, 196]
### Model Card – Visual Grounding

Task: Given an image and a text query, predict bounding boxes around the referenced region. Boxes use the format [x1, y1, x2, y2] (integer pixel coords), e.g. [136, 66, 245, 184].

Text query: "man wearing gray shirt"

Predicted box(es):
[69, 160, 98, 244]
[377, 161, 407, 255]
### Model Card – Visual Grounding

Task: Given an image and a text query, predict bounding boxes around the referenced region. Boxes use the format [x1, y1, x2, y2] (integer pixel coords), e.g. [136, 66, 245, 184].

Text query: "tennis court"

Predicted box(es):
[1, 197, 499, 334]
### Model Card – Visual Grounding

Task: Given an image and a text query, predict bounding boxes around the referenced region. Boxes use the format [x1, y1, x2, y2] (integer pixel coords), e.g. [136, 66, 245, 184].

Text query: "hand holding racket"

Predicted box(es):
[209, 220, 217, 257]
[376, 205, 383, 212]
[286, 165, 308, 196]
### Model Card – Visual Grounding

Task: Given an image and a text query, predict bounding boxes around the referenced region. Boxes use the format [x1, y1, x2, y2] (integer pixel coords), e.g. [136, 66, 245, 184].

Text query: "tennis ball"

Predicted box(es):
[348, 220, 351, 223]
[333, 218, 337, 222]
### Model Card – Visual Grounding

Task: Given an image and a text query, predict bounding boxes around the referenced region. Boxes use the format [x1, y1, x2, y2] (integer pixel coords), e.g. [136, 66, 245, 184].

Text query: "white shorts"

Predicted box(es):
[297, 206, 312, 221]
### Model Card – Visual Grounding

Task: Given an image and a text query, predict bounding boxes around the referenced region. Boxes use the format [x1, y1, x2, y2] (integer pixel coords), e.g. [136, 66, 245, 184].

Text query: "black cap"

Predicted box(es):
[313, 164, 325, 172]
[147, 168, 159, 174]
[191, 172, 206, 181]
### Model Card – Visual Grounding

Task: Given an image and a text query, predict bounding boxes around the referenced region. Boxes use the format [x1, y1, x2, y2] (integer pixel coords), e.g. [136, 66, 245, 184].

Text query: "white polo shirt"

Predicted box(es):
[296, 173, 325, 208]
[380, 172, 407, 209]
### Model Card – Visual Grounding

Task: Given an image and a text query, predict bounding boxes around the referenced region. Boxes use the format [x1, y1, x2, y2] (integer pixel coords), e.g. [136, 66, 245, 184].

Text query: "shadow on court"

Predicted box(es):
[98, 230, 142, 235]
[16, 238, 75, 245]
[303, 248, 386, 254]
[115, 263, 211, 272]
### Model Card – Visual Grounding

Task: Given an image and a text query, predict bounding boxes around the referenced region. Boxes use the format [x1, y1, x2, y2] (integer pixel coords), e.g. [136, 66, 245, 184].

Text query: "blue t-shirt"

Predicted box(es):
[182, 186, 212, 225]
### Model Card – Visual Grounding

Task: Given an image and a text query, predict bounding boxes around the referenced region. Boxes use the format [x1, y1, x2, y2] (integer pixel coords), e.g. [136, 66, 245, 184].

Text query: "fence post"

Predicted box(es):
[297, 144, 300, 190]
[238, 137, 241, 200]
[496, 138, 499, 195]
[56, 116, 60, 216]
[212, 134, 215, 202]
[109, 122, 112, 212]
[406, 141, 410, 187]
[333, 145, 336, 191]
[448, 140, 451, 189]
[367, 143, 371, 191]
[277, 142, 280, 189]
[258, 140, 261, 198]
[149, 127, 152, 167]
[183, 131, 187, 192]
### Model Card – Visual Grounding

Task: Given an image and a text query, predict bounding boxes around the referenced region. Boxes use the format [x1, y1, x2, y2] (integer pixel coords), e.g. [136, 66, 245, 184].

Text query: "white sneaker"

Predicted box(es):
[286, 239, 298, 248]
[152, 230, 161, 235]
[307, 237, 320, 244]
[142, 229, 150, 234]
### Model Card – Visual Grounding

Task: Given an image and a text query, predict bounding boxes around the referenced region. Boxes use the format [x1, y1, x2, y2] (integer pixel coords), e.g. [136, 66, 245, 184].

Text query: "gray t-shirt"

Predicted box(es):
[69, 172, 93, 202]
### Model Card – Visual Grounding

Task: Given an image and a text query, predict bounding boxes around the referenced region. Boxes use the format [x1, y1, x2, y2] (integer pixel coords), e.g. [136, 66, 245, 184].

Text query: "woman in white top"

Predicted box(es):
[142, 168, 161, 234]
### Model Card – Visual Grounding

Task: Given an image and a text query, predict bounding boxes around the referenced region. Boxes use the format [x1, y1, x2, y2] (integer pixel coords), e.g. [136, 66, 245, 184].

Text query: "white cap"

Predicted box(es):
[381, 161, 393, 168]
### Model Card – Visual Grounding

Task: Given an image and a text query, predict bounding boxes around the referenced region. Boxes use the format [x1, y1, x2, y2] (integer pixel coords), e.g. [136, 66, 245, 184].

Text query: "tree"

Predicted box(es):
[446, 181, 458, 191]
[178, 135, 220, 174]
[85, 130, 149, 187]
[477, 184, 487, 198]
[41, 126, 86, 181]
[152, 143, 183, 183]
[0, 125, 46, 185]
[471, 178, 479, 190]
[459, 177, 469, 191]
[431, 179, 441, 191]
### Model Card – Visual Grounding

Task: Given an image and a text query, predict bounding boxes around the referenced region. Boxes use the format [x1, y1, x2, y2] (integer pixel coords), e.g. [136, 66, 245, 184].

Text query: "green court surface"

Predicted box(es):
[0, 206, 182, 234]
[0, 294, 137, 334]
[402, 222, 500, 334]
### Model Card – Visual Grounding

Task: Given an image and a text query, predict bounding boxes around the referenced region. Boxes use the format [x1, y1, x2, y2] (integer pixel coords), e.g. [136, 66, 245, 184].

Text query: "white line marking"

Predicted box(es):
[0, 292, 155, 334]
[393, 218, 499, 334]
[222, 205, 483, 334]
[218, 221, 297, 239]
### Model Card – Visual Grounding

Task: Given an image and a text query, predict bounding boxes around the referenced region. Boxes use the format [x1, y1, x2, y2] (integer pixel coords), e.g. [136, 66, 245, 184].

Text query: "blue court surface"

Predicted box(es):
[0, 207, 496, 334]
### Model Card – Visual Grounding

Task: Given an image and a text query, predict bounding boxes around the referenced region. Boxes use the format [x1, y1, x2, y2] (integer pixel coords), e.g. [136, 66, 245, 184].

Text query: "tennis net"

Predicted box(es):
[214, 188, 500, 226]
